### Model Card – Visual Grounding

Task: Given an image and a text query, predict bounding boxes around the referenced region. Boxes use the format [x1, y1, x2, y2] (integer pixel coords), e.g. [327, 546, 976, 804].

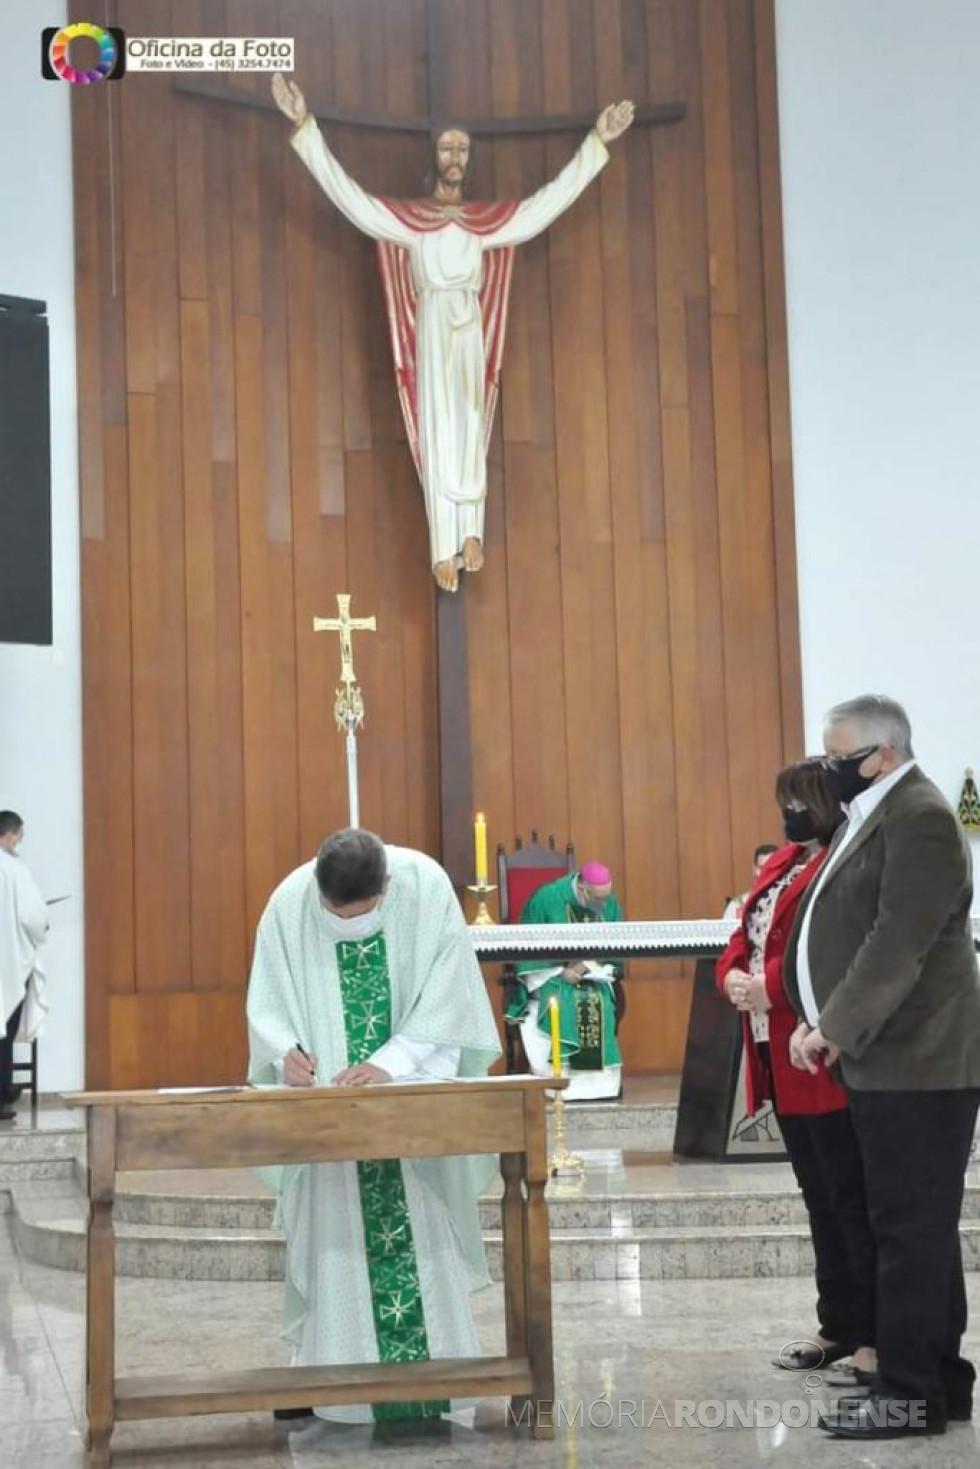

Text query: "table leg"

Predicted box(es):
[86, 1196, 115, 1464]
[523, 1168, 555, 1439]
[85, 1427, 111, 1468]
[86, 1108, 116, 1468]
[500, 1151, 529, 1426]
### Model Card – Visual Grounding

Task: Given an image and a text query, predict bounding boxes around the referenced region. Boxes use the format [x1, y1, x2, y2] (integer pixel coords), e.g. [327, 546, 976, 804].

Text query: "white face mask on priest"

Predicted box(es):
[319, 901, 385, 941]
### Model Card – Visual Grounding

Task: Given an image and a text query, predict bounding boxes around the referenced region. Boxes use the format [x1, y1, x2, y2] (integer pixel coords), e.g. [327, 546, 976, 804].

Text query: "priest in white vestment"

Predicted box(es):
[0, 812, 49, 1120]
[272, 74, 634, 591]
[247, 828, 501, 1425]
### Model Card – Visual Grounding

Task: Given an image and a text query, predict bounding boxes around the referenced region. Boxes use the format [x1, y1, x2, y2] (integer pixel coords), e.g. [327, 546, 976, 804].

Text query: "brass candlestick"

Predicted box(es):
[466, 882, 497, 926]
[548, 1085, 585, 1177]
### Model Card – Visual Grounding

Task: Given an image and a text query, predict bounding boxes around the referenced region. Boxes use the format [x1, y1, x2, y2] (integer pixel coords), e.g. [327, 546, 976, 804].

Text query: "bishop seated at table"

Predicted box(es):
[505, 861, 625, 1101]
[247, 828, 501, 1425]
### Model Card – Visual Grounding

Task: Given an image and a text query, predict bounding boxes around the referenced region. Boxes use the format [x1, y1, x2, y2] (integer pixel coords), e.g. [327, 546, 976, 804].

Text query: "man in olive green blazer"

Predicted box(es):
[783, 695, 980, 1440]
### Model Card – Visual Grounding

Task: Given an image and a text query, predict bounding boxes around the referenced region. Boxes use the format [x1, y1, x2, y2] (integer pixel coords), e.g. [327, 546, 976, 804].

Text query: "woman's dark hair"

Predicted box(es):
[315, 828, 387, 905]
[775, 758, 844, 846]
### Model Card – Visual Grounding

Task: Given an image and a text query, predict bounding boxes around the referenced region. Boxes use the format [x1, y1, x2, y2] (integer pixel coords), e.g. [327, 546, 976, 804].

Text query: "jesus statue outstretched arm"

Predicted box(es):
[273, 74, 415, 245]
[272, 75, 633, 592]
[290, 117, 419, 246]
[482, 131, 608, 248]
[483, 99, 633, 246]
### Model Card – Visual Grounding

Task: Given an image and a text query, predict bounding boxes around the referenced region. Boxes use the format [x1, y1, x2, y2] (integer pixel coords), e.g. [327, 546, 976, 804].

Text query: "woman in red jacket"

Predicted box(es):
[717, 757, 876, 1381]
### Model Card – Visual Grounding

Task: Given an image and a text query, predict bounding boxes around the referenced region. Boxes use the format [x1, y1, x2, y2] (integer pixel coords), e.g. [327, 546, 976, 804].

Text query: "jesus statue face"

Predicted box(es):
[433, 128, 471, 193]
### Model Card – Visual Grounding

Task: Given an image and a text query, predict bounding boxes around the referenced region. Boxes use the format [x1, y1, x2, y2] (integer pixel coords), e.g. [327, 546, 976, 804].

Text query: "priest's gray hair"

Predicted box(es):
[824, 695, 915, 759]
[315, 828, 387, 905]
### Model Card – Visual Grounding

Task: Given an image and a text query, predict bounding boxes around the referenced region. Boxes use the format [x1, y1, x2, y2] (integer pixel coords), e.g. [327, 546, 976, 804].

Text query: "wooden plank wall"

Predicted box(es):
[74, 0, 801, 1087]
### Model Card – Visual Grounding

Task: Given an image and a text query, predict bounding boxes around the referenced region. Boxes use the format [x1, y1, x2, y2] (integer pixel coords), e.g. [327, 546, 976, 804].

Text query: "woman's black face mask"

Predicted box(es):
[782, 807, 817, 844]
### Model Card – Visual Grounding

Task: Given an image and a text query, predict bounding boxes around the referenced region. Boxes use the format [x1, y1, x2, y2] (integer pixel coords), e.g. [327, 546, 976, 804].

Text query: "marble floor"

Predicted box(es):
[2, 1213, 978, 1469]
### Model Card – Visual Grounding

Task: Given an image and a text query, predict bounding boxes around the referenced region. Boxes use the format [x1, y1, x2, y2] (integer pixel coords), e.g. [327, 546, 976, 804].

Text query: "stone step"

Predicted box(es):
[0, 1157, 78, 1207]
[0, 1124, 83, 1165]
[12, 1179, 980, 1283]
[111, 1188, 821, 1233]
[9, 1185, 818, 1282]
[558, 1101, 678, 1148]
[0, 1117, 84, 1201]
[93, 1156, 980, 1234]
[11, 1188, 284, 1280]
[106, 1176, 815, 1232]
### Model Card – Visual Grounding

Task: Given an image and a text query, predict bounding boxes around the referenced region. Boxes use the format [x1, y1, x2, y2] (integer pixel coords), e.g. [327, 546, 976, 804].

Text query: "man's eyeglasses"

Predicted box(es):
[821, 743, 880, 772]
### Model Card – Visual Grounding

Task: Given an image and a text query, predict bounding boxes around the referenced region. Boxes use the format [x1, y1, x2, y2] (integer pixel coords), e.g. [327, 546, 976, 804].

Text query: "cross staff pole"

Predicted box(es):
[313, 594, 377, 828]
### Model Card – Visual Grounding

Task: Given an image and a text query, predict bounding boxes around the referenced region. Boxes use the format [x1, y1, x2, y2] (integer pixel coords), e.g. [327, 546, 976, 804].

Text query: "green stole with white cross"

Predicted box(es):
[334, 934, 449, 1421]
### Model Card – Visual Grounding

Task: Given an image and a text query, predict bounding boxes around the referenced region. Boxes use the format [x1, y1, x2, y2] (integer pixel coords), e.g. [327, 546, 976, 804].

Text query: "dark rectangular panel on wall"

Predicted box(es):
[0, 296, 52, 646]
[74, 0, 802, 1087]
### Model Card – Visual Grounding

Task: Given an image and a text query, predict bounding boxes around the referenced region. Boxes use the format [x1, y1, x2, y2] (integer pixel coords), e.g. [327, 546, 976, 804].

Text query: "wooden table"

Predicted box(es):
[67, 1077, 559, 1466]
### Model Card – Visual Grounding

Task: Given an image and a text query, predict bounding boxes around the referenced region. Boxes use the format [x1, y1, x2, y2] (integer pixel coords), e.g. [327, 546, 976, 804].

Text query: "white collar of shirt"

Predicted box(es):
[844, 759, 916, 828]
[795, 759, 915, 1028]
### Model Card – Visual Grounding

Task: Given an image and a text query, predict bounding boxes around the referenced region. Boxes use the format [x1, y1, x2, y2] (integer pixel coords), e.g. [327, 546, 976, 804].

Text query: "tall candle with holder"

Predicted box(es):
[547, 997, 584, 1178]
[468, 811, 497, 924]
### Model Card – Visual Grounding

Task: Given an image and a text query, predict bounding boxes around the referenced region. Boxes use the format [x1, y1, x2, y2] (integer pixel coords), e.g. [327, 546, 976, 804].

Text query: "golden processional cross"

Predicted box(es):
[313, 594, 377, 828]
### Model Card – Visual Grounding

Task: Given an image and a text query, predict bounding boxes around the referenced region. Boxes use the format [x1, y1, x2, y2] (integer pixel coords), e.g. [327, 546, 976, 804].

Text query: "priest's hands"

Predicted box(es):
[596, 101, 635, 144]
[272, 73, 308, 128]
[332, 1063, 392, 1087]
[282, 1052, 392, 1086]
[283, 1047, 318, 1086]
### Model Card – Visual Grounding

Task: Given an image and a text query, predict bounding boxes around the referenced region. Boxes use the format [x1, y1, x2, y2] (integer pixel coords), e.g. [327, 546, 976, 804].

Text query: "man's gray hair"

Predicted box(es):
[824, 694, 915, 759]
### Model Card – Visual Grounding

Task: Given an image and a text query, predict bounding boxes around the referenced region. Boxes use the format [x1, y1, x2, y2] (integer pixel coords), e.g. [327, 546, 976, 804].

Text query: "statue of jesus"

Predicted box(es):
[273, 76, 633, 592]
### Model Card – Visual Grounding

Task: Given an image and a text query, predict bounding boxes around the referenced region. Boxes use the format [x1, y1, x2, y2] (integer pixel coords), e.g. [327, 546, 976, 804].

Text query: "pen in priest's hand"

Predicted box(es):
[295, 1042, 317, 1083]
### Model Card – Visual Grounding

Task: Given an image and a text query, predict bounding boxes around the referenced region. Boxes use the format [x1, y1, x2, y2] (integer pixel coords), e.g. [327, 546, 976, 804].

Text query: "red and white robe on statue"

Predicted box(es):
[290, 117, 609, 569]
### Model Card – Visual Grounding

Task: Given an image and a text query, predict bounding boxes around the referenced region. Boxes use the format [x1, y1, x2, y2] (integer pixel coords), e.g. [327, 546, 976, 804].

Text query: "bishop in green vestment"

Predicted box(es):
[505, 862, 625, 1100]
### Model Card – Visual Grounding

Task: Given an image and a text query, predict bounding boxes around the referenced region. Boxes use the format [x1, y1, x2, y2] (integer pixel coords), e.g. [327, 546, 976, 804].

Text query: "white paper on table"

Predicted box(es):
[157, 1086, 247, 1095]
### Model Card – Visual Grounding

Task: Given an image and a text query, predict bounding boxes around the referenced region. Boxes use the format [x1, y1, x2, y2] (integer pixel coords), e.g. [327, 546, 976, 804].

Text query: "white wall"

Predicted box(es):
[776, 0, 980, 865]
[0, 2, 84, 1090]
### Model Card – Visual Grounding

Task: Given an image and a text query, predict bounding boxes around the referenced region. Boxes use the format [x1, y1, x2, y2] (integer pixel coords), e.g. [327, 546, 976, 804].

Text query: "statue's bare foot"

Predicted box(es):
[462, 537, 484, 573]
[434, 559, 459, 593]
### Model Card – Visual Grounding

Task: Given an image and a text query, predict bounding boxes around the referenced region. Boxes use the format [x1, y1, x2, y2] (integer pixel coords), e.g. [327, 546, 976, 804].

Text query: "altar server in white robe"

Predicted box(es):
[247, 828, 501, 1425]
[0, 812, 49, 1120]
